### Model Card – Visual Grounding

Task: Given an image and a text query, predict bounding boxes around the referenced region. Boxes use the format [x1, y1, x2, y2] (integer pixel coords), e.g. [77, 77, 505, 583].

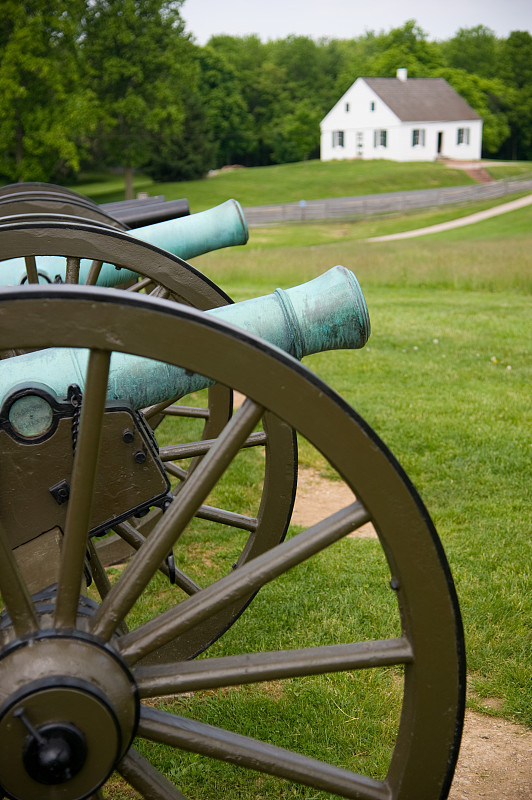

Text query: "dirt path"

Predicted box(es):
[367, 192, 532, 242]
[293, 468, 532, 800]
[449, 711, 532, 799]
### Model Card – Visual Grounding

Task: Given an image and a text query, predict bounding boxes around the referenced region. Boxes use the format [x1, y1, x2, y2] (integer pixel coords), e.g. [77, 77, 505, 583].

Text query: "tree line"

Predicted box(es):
[1, 0, 531, 195]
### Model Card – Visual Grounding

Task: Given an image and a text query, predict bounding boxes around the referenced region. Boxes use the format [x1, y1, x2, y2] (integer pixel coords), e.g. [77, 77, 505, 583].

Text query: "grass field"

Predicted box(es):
[191, 205, 532, 726]
[99, 200, 532, 798]
[3, 161, 531, 797]
[71, 158, 532, 210]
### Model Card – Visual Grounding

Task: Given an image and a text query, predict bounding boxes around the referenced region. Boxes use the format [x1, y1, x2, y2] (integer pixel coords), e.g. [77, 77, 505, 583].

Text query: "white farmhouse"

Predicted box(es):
[320, 69, 482, 162]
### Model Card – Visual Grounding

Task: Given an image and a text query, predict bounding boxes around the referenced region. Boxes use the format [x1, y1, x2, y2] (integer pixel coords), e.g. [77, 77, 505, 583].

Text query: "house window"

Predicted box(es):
[332, 130, 344, 148]
[457, 127, 470, 145]
[373, 129, 387, 148]
[345, 103, 349, 112]
[412, 129, 425, 147]
[370, 102, 375, 111]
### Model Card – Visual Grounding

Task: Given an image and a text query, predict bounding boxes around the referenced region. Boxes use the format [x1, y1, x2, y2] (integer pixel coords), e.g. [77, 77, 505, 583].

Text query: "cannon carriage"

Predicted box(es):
[0, 185, 465, 800]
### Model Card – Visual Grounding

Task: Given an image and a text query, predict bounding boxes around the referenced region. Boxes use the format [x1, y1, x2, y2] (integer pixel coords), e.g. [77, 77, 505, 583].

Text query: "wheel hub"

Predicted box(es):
[0, 633, 138, 800]
[16, 714, 87, 785]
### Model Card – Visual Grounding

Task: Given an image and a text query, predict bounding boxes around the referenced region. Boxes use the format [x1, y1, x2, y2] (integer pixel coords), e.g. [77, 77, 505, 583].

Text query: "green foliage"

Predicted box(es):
[269, 100, 321, 163]
[81, 0, 194, 193]
[197, 44, 256, 167]
[441, 25, 501, 79]
[143, 81, 214, 182]
[332, 33, 382, 93]
[498, 31, 532, 160]
[0, 0, 94, 182]
[371, 19, 444, 76]
[433, 68, 511, 154]
[499, 30, 532, 90]
[1, 9, 532, 186]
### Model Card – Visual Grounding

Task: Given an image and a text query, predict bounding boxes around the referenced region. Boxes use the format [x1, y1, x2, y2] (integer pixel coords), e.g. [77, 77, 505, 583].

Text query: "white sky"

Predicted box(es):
[181, 0, 532, 44]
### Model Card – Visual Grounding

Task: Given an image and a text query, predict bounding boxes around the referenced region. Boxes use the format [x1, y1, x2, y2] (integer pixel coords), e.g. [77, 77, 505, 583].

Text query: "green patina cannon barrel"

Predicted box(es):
[0, 266, 370, 436]
[0, 199, 248, 287]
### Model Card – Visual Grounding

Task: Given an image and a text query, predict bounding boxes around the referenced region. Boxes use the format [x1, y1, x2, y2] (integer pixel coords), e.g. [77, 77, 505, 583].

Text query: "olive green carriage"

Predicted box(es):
[0, 185, 465, 800]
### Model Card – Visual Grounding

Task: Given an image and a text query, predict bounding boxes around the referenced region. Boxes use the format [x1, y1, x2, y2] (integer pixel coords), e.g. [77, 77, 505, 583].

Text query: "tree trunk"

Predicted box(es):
[124, 165, 134, 200]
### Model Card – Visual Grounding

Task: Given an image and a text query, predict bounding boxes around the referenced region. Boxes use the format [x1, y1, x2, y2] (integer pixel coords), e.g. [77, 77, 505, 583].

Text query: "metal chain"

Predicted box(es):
[67, 384, 83, 454]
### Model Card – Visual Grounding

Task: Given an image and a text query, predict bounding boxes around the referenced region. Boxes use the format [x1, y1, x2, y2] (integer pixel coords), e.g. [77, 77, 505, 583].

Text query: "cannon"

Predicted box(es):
[0, 192, 299, 658]
[0, 188, 305, 631]
[0, 266, 369, 411]
[0, 188, 465, 800]
[0, 197, 248, 286]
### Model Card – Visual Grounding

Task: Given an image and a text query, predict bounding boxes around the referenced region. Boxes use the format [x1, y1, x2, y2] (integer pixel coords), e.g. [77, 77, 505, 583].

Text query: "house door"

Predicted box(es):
[356, 131, 363, 158]
[437, 132, 443, 154]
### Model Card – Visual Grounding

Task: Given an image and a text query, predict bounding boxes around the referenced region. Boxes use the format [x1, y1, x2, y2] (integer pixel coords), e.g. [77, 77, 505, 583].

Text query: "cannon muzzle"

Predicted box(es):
[0, 266, 369, 434]
[0, 199, 248, 287]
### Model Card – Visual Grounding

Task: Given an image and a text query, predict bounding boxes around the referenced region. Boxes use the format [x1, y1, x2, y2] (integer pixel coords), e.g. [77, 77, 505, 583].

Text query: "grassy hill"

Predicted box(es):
[70, 158, 531, 211]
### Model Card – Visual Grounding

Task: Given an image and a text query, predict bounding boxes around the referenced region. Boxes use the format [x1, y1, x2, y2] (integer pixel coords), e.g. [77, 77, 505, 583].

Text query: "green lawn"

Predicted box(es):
[72, 159, 482, 209]
[100, 203, 531, 797]
[70, 158, 532, 210]
[189, 203, 532, 728]
[2, 166, 530, 797]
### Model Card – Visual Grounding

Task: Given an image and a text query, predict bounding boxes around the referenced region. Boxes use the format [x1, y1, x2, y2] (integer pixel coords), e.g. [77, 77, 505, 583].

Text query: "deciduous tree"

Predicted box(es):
[441, 26, 501, 79]
[0, 0, 93, 182]
[434, 68, 511, 155]
[82, 0, 194, 197]
[498, 31, 532, 159]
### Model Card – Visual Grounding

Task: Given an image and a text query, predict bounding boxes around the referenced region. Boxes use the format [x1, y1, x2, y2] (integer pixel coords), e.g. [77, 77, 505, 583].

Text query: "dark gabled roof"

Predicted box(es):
[363, 77, 481, 122]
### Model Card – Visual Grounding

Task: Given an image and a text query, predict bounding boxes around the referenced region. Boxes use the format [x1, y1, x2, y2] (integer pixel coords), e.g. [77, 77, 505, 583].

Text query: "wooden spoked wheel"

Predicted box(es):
[0, 286, 465, 800]
[0, 183, 125, 229]
[0, 219, 297, 659]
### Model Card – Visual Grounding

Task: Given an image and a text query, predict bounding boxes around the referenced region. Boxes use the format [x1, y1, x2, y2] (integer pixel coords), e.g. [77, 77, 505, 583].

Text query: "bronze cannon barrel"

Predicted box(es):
[0, 199, 248, 287]
[0, 267, 370, 436]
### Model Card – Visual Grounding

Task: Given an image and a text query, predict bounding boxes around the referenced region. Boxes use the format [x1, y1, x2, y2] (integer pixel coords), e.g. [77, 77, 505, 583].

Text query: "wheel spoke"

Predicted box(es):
[149, 285, 170, 299]
[194, 503, 257, 532]
[85, 259, 103, 286]
[0, 522, 38, 637]
[89, 398, 265, 642]
[87, 538, 113, 599]
[153, 404, 210, 419]
[113, 521, 172, 578]
[135, 638, 413, 697]
[117, 500, 370, 665]
[87, 539, 129, 635]
[54, 349, 111, 628]
[65, 255, 81, 284]
[126, 276, 153, 292]
[137, 706, 391, 800]
[142, 394, 184, 420]
[164, 461, 188, 480]
[24, 255, 39, 284]
[170, 566, 201, 596]
[118, 747, 190, 800]
[113, 521, 199, 593]
[159, 431, 267, 462]
[162, 470, 261, 529]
